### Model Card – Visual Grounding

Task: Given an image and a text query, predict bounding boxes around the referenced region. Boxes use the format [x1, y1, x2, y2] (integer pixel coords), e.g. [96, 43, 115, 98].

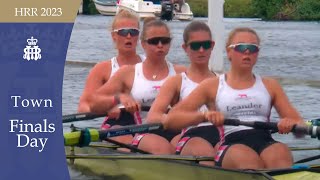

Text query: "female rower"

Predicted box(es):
[78, 9, 144, 113]
[165, 27, 304, 169]
[146, 21, 220, 163]
[88, 18, 186, 147]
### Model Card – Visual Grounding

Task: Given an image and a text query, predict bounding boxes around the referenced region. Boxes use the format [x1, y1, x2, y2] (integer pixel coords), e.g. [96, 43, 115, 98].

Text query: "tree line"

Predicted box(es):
[190, 0, 320, 21]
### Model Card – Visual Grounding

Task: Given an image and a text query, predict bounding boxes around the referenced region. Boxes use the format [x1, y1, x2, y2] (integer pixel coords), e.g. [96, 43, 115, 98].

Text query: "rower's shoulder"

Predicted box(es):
[261, 76, 281, 87]
[86, 60, 112, 78]
[92, 60, 112, 71]
[113, 64, 135, 78]
[201, 75, 219, 86]
[165, 73, 183, 86]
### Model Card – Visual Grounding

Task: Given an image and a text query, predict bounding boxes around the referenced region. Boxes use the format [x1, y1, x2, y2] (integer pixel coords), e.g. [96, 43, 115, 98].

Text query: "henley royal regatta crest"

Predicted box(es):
[23, 36, 42, 61]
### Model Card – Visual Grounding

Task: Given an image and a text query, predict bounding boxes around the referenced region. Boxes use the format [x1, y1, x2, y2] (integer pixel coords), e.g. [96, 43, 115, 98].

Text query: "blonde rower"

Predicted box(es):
[88, 18, 185, 147]
[165, 27, 304, 169]
[78, 9, 144, 113]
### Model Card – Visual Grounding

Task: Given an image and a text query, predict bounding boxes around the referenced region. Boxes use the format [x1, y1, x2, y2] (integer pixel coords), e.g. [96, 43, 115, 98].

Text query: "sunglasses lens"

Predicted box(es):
[234, 44, 259, 53]
[189, 41, 212, 51]
[202, 41, 212, 49]
[117, 29, 139, 37]
[147, 37, 171, 45]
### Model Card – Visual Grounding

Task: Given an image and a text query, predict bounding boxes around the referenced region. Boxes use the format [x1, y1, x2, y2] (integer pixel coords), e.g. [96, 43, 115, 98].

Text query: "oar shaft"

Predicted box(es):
[224, 119, 278, 130]
[224, 119, 320, 139]
[63, 113, 107, 123]
[64, 123, 163, 146]
[63, 106, 151, 123]
[99, 123, 163, 139]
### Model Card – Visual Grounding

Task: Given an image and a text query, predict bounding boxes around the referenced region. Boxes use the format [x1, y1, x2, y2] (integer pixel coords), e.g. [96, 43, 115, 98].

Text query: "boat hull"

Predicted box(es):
[117, 0, 193, 21]
[93, 0, 117, 16]
[65, 143, 320, 180]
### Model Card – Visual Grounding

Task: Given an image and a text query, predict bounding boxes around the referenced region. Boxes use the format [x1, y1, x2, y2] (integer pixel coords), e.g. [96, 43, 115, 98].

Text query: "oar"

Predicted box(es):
[294, 155, 320, 164]
[66, 154, 214, 162]
[290, 146, 320, 151]
[63, 106, 151, 123]
[64, 123, 163, 147]
[103, 138, 150, 154]
[224, 119, 320, 138]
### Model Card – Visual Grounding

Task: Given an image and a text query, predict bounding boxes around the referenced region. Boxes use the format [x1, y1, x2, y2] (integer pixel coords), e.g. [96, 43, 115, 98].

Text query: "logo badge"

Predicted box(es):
[23, 36, 42, 61]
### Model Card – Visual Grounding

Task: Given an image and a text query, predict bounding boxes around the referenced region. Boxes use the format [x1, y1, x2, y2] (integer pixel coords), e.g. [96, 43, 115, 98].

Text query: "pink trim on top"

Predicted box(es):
[134, 111, 142, 125]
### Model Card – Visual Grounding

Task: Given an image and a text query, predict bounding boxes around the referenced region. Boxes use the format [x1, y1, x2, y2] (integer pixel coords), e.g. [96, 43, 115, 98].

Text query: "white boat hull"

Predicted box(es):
[93, 0, 117, 16]
[117, 0, 193, 21]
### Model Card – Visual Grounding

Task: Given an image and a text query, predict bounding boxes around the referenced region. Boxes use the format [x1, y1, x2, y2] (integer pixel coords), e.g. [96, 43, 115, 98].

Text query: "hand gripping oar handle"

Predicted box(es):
[63, 106, 151, 123]
[64, 123, 163, 146]
[224, 119, 320, 139]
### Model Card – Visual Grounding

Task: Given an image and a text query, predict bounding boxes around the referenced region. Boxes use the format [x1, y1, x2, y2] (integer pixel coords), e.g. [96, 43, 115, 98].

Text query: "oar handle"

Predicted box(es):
[63, 106, 151, 123]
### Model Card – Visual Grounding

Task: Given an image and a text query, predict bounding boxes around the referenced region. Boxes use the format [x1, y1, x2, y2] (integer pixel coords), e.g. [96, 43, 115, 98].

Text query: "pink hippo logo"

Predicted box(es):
[238, 94, 247, 98]
[152, 86, 161, 91]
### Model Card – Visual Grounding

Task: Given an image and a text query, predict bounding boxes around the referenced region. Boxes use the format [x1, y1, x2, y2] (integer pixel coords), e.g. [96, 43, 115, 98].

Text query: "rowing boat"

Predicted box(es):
[65, 143, 320, 180]
[64, 119, 320, 180]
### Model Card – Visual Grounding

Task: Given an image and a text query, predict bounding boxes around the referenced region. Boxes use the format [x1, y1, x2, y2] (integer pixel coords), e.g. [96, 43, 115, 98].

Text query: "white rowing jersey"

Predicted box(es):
[131, 61, 176, 124]
[215, 74, 272, 138]
[110, 54, 146, 77]
[179, 72, 211, 133]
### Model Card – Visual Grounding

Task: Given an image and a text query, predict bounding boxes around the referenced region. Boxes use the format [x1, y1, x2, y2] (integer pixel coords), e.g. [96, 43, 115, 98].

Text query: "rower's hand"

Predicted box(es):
[203, 111, 224, 126]
[119, 94, 140, 114]
[277, 117, 296, 134]
[107, 106, 121, 119]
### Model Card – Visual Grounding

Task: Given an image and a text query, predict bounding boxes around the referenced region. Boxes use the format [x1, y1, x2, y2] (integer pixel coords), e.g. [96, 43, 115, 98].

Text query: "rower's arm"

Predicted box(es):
[265, 78, 303, 123]
[78, 61, 111, 113]
[147, 75, 181, 123]
[88, 66, 134, 114]
[164, 78, 218, 130]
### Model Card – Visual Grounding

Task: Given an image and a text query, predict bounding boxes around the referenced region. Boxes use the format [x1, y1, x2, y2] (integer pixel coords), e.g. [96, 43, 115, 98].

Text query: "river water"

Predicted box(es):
[64, 15, 320, 179]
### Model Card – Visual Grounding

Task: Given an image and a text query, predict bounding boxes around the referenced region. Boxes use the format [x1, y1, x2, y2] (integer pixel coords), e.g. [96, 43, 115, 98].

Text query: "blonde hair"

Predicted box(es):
[226, 27, 260, 49]
[140, 17, 170, 41]
[111, 9, 140, 30]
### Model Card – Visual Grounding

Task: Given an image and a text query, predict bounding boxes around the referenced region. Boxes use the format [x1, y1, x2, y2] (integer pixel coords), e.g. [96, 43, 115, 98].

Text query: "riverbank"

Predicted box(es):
[82, 0, 320, 21]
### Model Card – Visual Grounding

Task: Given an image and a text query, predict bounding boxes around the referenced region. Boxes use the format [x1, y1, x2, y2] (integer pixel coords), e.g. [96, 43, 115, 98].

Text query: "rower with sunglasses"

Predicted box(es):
[165, 27, 304, 169]
[78, 9, 144, 118]
[147, 21, 220, 165]
[88, 17, 186, 151]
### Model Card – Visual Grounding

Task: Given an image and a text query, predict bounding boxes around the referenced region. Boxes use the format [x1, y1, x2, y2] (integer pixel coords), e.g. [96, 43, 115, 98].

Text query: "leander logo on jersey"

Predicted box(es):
[23, 36, 42, 61]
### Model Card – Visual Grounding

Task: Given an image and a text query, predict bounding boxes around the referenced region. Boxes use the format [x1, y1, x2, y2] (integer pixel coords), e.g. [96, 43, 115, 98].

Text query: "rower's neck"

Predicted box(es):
[143, 58, 167, 68]
[187, 64, 215, 83]
[228, 68, 255, 82]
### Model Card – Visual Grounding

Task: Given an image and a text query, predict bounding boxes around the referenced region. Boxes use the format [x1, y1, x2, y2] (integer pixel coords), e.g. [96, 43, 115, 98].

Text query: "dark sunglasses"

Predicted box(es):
[145, 37, 172, 45]
[188, 40, 213, 51]
[228, 43, 260, 54]
[113, 28, 140, 37]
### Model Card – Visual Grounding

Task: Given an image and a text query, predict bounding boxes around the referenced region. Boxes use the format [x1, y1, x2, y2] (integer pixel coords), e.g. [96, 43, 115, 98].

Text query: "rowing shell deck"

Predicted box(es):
[65, 143, 320, 180]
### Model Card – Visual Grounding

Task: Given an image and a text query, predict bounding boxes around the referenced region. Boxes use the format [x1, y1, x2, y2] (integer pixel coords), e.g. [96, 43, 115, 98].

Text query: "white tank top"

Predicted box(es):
[179, 72, 212, 133]
[131, 61, 176, 124]
[215, 74, 272, 138]
[109, 54, 146, 77]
